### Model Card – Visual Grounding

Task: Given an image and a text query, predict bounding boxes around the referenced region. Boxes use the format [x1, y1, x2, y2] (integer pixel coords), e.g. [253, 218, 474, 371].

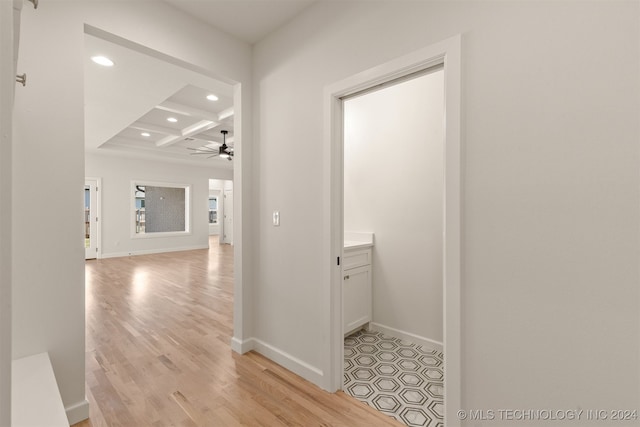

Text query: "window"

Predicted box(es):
[132, 181, 191, 237]
[209, 196, 218, 224]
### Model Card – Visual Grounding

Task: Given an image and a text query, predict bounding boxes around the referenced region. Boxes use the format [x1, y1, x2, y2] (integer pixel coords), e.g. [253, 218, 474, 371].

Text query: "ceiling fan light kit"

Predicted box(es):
[189, 129, 234, 161]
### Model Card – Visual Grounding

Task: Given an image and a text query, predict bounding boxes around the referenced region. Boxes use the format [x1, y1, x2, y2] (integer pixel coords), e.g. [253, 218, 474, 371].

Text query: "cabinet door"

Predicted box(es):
[343, 265, 371, 334]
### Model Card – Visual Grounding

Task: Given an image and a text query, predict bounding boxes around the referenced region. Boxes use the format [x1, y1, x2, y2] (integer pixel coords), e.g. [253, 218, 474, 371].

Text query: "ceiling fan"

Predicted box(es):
[188, 130, 234, 161]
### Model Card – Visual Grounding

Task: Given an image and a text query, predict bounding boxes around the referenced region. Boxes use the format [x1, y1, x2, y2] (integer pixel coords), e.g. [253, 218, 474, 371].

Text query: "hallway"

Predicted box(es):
[79, 237, 398, 426]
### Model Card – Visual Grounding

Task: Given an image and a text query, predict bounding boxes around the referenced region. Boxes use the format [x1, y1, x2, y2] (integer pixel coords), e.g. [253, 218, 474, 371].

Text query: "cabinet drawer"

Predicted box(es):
[343, 248, 371, 270]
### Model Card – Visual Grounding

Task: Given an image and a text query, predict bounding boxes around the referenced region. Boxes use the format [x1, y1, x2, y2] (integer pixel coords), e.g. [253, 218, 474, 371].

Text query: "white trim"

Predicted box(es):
[85, 177, 102, 259]
[0, 3, 14, 425]
[441, 35, 463, 427]
[130, 180, 192, 239]
[221, 188, 233, 245]
[131, 230, 193, 239]
[323, 35, 462, 426]
[65, 399, 90, 425]
[249, 338, 324, 386]
[231, 82, 247, 350]
[100, 244, 208, 259]
[230, 336, 253, 354]
[369, 322, 443, 353]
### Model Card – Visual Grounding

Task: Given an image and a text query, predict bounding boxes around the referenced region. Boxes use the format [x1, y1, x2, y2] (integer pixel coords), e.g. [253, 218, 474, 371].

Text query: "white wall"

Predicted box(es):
[344, 70, 444, 344]
[86, 153, 232, 257]
[0, 1, 17, 424]
[12, 2, 251, 422]
[253, 0, 639, 419]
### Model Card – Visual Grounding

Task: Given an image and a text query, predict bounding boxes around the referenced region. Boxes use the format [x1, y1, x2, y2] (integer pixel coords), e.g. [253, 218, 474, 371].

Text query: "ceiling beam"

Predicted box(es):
[156, 135, 181, 147]
[183, 135, 219, 147]
[156, 101, 218, 121]
[108, 136, 153, 147]
[130, 121, 181, 136]
[182, 120, 218, 137]
[217, 107, 234, 121]
[156, 119, 221, 147]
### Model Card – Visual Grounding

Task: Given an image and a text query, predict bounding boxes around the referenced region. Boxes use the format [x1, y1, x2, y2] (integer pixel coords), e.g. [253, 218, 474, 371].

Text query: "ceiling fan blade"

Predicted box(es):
[190, 152, 216, 155]
[187, 148, 217, 153]
[207, 154, 219, 159]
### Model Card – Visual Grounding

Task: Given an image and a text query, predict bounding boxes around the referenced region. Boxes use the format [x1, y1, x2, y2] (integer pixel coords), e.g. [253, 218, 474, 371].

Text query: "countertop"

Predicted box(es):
[344, 240, 374, 250]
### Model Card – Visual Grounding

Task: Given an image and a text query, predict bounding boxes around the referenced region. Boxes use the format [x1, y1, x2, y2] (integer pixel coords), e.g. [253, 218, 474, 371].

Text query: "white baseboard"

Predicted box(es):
[235, 337, 324, 386]
[101, 244, 209, 259]
[369, 322, 443, 352]
[230, 336, 254, 354]
[65, 399, 90, 425]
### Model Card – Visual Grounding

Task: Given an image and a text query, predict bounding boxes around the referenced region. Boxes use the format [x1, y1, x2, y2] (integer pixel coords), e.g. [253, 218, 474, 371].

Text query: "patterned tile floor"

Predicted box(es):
[344, 330, 444, 427]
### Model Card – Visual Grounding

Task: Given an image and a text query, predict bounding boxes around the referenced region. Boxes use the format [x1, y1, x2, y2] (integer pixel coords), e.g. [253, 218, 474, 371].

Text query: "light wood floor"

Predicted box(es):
[75, 236, 400, 427]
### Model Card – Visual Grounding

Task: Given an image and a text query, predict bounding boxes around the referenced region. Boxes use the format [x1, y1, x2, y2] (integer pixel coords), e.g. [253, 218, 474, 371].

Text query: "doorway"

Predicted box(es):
[341, 67, 445, 425]
[83, 24, 248, 369]
[323, 36, 462, 426]
[84, 178, 99, 260]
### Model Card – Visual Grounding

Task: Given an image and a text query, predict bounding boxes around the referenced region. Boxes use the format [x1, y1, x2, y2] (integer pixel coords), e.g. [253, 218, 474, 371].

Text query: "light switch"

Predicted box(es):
[273, 210, 280, 226]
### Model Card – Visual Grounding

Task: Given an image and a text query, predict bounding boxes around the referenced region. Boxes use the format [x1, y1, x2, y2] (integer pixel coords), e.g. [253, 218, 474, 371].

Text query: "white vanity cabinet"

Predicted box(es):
[343, 246, 372, 335]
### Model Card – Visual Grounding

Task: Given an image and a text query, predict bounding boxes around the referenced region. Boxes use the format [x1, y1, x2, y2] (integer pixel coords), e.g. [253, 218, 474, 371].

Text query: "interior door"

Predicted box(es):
[84, 179, 98, 259]
[222, 189, 233, 244]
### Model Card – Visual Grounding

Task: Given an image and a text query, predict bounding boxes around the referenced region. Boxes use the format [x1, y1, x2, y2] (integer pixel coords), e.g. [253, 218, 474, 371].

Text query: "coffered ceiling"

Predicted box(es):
[84, 33, 235, 167]
[84, 1, 320, 167]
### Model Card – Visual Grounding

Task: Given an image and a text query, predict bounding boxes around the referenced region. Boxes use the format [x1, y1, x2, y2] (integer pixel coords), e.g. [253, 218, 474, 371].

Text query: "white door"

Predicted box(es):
[84, 179, 98, 259]
[222, 189, 233, 244]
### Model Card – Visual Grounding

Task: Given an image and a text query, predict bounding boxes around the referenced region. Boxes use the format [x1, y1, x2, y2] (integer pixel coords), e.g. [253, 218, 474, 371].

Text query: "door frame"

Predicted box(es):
[83, 25, 250, 354]
[222, 188, 233, 245]
[84, 177, 101, 259]
[322, 35, 462, 426]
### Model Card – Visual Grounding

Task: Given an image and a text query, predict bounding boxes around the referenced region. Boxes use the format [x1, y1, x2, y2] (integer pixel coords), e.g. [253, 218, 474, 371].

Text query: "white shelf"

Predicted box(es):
[12, 352, 69, 427]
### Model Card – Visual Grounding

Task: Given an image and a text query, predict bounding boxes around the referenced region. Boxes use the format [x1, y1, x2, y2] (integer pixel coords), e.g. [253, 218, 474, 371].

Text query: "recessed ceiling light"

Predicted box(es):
[91, 56, 114, 67]
[206, 94, 219, 101]
[141, 132, 151, 137]
[167, 117, 178, 123]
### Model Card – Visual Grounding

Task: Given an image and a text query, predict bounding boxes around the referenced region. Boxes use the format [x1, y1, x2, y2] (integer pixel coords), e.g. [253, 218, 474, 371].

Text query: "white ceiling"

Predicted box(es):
[162, 0, 318, 44]
[84, 1, 319, 166]
[84, 33, 235, 167]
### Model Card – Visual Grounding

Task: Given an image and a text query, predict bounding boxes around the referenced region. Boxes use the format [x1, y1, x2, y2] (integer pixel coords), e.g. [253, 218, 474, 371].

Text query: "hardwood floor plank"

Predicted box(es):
[74, 236, 401, 427]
